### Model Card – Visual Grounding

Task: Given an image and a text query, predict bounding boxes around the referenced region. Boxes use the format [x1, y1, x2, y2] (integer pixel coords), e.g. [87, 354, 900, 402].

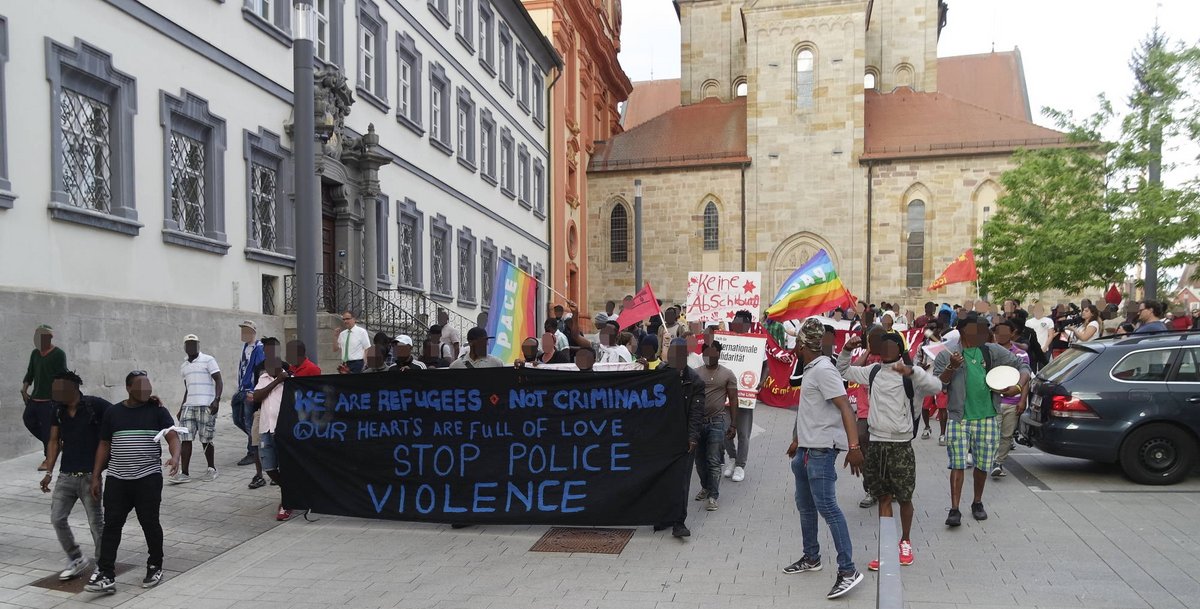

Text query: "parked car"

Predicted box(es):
[1019, 331, 1200, 485]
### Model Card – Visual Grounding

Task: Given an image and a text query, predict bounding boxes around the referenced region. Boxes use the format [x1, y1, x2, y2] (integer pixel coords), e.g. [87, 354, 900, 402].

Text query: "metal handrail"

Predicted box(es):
[379, 287, 476, 346]
[284, 273, 430, 344]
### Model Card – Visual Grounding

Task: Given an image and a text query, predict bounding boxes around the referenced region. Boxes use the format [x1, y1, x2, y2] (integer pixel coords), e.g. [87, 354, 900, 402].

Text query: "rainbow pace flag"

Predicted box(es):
[485, 259, 538, 363]
[765, 249, 856, 322]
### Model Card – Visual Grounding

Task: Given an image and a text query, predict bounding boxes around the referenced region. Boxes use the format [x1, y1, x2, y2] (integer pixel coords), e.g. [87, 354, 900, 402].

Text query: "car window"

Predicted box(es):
[1039, 347, 1096, 383]
[1111, 349, 1177, 382]
[1171, 348, 1200, 382]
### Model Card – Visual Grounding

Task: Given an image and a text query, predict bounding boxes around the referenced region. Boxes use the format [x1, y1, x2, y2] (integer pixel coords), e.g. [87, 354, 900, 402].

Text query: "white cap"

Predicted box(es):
[393, 335, 414, 346]
[184, 334, 200, 342]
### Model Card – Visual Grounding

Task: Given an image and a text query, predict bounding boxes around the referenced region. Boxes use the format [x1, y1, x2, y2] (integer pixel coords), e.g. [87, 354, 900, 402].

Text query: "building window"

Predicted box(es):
[261, 274, 278, 315]
[244, 128, 293, 266]
[397, 198, 424, 289]
[516, 47, 529, 112]
[532, 71, 544, 126]
[479, 109, 496, 183]
[430, 213, 452, 299]
[499, 127, 514, 197]
[160, 90, 228, 254]
[703, 201, 719, 250]
[478, 2, 494, 74]
[735, 81, 748, 97]
[376, 195, 390, 287]
[395, 32, 423, 135]
[46, 37, 139, 234]
[456, 87, 476, 170]
[357, 0, 387, 111]
[429, 62, 452, 154]
[0, 17, 10, 208]
[517, 144, 530, 207]
[242, 0, 292, 46]
[457, 227, 477, 305]
[906, 200, 926, 289]
[480, 238, 497, 309]
[455, 0, 474, 52]
[314, 0, 345, 67]
[499, 24, 513, 95]
[427, 0, 450, 28]
[864, 72, 877, 91]
[532, 159, 544, 216]
[795, 48, 814, 110]
[610, 204, 628, 263]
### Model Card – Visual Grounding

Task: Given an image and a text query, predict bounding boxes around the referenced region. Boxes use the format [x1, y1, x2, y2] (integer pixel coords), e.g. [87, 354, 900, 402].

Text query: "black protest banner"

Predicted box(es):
[276, 368, 690, 526]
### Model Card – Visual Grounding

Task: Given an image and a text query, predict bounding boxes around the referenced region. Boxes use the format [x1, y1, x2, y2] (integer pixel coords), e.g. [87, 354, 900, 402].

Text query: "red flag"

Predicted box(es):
[1104, 283, 1122, 305]
[928, 249, 978, 291]
[615, 283, 663, 330]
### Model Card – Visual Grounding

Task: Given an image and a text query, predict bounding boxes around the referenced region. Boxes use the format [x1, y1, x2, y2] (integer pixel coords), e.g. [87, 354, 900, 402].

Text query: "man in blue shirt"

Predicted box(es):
[233, 321, 265, 466]
[1133, 300, 1169, 334]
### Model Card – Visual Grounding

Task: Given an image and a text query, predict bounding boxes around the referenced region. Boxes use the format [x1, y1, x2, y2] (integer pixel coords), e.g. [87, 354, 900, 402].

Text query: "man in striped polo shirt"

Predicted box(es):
[86, 371, 181, 594]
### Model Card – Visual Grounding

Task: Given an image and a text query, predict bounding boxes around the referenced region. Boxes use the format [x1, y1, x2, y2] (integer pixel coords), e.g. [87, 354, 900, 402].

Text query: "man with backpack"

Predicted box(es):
[837, 333, 941, 569]
[932, 314, 1031, 527]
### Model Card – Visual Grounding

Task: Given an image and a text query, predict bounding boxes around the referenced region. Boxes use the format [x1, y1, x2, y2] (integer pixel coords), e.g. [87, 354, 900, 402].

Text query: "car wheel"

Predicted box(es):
[1118, 424, 1197, 485]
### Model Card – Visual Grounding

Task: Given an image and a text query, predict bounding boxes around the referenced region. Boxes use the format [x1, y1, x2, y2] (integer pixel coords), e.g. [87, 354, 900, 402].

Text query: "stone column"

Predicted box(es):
[343, 124, 392, 293]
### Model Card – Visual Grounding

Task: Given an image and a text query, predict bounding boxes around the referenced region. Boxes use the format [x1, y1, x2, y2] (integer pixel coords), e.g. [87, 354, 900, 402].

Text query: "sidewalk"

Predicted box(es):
[1, 406, 1198, 609]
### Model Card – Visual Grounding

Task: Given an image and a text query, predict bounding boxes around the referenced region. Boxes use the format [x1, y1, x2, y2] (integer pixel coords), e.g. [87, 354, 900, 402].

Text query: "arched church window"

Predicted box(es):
[703, 202, 719, 250]
[864, 72, 876, 90]
[610, 204, 628, 263]
[735, 82, 748, 97]
[906, 200, 926, 289]
[795, 48, 814, 110]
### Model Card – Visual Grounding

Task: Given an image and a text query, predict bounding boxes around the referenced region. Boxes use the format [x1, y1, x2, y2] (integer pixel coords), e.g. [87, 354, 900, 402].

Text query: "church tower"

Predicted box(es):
[865, 0, 944, 92]
[677, 0, 749, 105]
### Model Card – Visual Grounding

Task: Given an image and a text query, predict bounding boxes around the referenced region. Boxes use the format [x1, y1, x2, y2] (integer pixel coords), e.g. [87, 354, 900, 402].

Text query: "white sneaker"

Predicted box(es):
[722, 463, 735, 478]
[169, 473, 192, 485]
[59, 556, 89, 581]
[938, 435, 947, 446]
[731, 466, 746, 482]
[201, 467, 219, 482]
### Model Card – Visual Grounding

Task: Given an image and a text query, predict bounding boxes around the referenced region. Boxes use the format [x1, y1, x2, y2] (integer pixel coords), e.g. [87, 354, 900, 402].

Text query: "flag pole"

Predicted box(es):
[509, 262, 576, 308]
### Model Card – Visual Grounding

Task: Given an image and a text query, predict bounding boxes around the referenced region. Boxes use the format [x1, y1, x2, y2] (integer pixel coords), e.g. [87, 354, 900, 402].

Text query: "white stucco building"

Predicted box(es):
[0, 0, 557, 458]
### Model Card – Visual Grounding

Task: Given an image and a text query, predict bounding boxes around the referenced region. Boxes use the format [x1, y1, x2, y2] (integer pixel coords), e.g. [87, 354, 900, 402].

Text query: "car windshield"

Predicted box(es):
[1038, 346, 1096, 384]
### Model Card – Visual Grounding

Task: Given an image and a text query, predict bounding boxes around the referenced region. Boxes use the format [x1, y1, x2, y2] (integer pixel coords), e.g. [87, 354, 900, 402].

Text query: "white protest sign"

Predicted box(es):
[712, 331, 768, 409]
[686, 272, 763, 323]
[537, 362, 645, 372]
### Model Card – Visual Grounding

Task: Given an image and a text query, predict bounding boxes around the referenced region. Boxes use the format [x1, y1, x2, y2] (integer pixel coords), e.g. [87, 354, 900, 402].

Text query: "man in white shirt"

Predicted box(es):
[1027, 303, 1055, 355]
[175, 334, 222, 484]
[437, 310, 462, 360]
[334, 311, 371, 373]
[594, 301, 616, 328]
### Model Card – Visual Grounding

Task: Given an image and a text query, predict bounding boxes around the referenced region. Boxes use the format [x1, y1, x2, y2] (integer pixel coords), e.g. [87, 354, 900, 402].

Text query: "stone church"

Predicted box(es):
[585, 0, 1081, 314]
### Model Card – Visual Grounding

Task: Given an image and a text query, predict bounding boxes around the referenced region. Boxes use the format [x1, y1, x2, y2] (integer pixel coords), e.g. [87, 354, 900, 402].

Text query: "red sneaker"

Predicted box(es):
[276, 506, 292, 521]
[899, 540, 914, 566]
[868, 558, 880, 571]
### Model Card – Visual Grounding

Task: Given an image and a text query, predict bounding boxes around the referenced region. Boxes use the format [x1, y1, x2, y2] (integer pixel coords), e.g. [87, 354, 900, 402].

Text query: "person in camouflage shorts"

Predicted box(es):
[864, 441, 916, 504]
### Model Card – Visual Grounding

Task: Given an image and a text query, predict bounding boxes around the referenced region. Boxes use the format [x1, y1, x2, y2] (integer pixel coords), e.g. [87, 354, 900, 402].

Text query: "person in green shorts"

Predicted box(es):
[932, 313, 1030, 527]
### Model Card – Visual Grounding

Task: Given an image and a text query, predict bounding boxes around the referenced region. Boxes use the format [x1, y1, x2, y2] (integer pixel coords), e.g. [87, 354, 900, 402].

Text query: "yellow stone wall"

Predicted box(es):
[865, 0, 940, 92]
[678, 0, 749, 105]
[585, 166, 745, 314]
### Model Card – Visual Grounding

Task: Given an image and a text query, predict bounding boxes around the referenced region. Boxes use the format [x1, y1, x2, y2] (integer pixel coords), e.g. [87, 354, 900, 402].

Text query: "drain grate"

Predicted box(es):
[29, 562, 136, 594]
[530, 527, 635, 555]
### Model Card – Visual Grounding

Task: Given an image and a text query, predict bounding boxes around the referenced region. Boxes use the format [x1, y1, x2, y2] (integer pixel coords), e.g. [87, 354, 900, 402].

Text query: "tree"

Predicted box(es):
[978, 28, 1200, 300]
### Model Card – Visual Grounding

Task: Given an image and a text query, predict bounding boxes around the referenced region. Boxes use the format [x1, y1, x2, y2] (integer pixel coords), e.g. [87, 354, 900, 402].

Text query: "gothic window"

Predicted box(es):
[397, 198, 424, 289]
[46, 37, 139, 234]
[395, 32, 423, 134]
[610, 204, 628, 263]
[430, 214, 452, 299]
[356, 0, 387, 110]
[160, 90, 228, 254]
[703, 202, 719, 250]
[906, 200, 926, 289]
[795, 48, 814, 110]
[243, 0, 292, 46]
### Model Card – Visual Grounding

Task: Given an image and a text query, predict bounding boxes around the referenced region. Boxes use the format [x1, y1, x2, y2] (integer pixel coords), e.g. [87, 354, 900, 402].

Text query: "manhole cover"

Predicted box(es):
[530, 527, 635, 555]
[29, 562, 136, 594]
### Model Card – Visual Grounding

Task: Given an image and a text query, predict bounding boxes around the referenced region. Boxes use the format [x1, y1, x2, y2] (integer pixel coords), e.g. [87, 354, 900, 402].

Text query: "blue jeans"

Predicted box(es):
[792, 447, 856, 573]
[694, 413, 728, 499]
[231, 390, 257, 455]
[52, 473, 103, 561]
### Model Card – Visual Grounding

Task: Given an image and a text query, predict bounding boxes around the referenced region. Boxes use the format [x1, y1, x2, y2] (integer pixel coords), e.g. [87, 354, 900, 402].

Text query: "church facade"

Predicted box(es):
[586, 0, 1079, 314]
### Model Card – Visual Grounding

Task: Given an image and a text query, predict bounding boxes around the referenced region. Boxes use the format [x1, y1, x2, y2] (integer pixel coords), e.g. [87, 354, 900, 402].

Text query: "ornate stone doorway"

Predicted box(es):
[767, 232, 839, 296]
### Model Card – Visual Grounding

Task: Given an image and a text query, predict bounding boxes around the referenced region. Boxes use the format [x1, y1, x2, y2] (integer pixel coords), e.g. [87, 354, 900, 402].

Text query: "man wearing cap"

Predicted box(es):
[449, 328, 505, 368]
[233, 321, 265, 466]
[24, 324, 69, 463]
[389, 335, 426, 371]
[334, 311, 371, 373]
[175, 335, 222, 484]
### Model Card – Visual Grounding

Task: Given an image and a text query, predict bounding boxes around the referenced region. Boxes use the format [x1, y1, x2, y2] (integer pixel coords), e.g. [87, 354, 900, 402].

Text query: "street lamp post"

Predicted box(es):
[634, 179, 643, 290]
[293, 0, 320, 365]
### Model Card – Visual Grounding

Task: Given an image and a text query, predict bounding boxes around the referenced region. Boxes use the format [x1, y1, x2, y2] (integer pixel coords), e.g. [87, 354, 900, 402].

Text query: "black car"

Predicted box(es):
[1019, 331, 1200, 485]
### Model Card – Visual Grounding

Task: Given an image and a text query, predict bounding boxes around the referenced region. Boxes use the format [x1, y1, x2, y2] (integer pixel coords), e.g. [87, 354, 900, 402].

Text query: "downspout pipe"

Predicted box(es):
[865, 161, 874, 304]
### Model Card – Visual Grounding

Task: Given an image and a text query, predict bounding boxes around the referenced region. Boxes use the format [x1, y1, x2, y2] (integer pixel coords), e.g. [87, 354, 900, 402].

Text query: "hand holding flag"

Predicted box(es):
[765, 249, 856, 322]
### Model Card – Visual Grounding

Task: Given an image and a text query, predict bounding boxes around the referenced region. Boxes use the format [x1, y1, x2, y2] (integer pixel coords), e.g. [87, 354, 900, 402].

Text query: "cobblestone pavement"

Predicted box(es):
[1, 407, 1197, 609]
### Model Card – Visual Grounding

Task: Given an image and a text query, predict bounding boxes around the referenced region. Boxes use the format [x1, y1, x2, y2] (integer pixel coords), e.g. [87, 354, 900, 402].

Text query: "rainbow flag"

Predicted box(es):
[765, 249, 856, 322]
[485, 259, 538, 362]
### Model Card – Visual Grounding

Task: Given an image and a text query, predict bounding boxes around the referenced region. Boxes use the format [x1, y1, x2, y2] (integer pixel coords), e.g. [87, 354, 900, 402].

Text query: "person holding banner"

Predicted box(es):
[653, 338, 706, 539]
[782, 319, 865, 600]
[449, 328, 505, 369]
[693, 342, 738, 512]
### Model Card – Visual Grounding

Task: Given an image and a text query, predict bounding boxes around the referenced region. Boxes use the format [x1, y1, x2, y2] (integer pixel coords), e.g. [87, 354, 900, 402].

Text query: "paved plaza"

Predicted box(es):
[1, 406, 1198, 609]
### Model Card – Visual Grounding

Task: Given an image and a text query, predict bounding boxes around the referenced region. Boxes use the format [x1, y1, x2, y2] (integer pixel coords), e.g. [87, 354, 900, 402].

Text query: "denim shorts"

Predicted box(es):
[259, 431, 278, 471]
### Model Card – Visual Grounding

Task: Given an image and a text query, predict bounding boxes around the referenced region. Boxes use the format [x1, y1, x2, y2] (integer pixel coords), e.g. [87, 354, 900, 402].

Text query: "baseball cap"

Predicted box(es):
[37, 324, 54, 333]
[238, 320, 257, 331]
[466, 327, 490, 341]
[184, 334, 200, 342]
[392, 335, 414, 346]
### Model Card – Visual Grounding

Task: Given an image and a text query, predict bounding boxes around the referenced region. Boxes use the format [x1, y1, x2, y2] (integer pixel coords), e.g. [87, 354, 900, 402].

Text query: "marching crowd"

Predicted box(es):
[15, 293, 1190, 598]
